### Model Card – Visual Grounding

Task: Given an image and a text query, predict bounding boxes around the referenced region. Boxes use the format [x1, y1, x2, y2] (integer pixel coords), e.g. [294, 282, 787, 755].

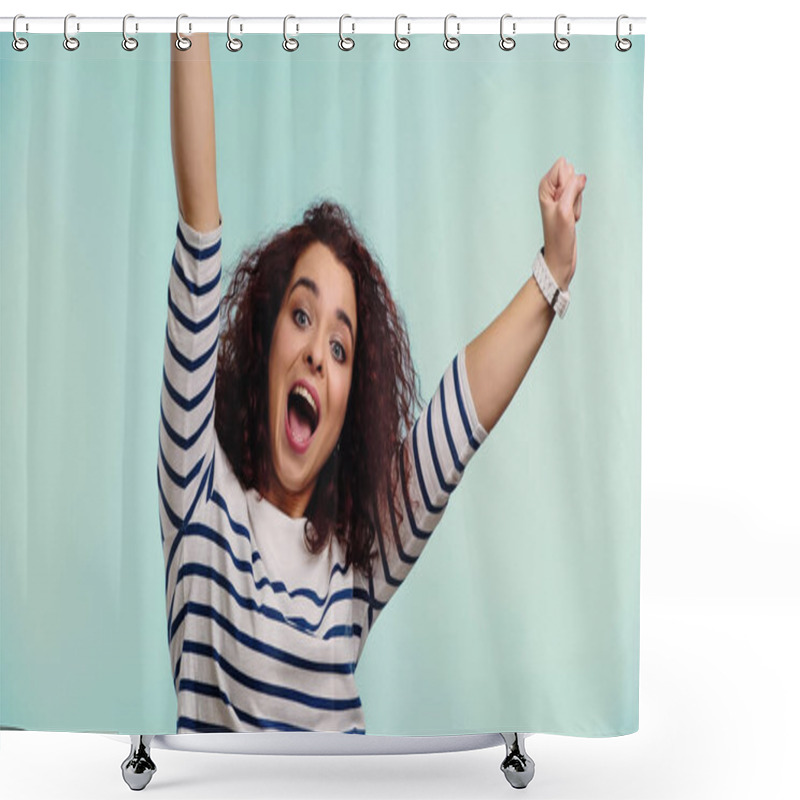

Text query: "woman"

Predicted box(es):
[160, 33, 586, 734]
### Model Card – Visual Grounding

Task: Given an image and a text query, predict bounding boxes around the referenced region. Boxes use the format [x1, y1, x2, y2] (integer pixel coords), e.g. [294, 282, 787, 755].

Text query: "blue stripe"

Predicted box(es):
[164, 523, 186, 610]
[172, 251, 221, 295]
[177, 710, 364, 735]
[159, 441, 204, 490]
[167, 576, 179, 637]
[440, 377, 465, 472]
[175, 602, 356, 674]
[375, 507, 402, 590]
[176, 221, 222, 261]
[162, 365, 215, 412]
[209, 490, 253, 543]
[206, 452, 215, 502]
[157, 467, 183, 532]
[161, 462, 215, 596]
[177, 518, 352, 610]
[386, 485, 418, 567]
[451, 356, 481, 452]
[161, 401, 214, 451]
[261, 560, 354, 607]
[208, 491, 356, 605]
[412, 419, 446, 515]
[181, 640, 363, 711]
[352, 585, 371, 606]
[324, 624, 362, 640]
[178, 680, 313, 732]
[166, 325, 218, 373]
[186, 461, 213, 529]
[427, 397, 456, 493]
[171, 561, 355, 637]
[367, 573, 375, 629]
[400, 463, 433, 541]
[168, 288, 219, 335]
[177, 716, 233, 733]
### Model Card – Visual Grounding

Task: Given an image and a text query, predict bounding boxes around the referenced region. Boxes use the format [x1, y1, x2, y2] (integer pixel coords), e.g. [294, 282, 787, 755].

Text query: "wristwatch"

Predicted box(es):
[531, 247, 570, 318]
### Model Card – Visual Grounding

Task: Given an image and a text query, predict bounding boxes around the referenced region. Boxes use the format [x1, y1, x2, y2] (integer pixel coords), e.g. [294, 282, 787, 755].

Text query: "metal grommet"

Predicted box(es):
[283, 15, 299, 52]
[227, 15, 243, 52]
[554, 14, 570, 51]
[12, 14, 29, 52]
[63, 13, 80, 51]
[394, 14, 410, 51]
[122, 14, 138, 51]
[339, 14, 355, 51]
[499, 14, 515, 51]
[443, 14, 460, 51]
[615, 14, 632, 51]
[175, 14, 191, 51]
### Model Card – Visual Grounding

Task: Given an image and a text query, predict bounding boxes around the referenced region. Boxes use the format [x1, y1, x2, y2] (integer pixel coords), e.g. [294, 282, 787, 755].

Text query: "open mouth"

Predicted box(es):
[286, 382, 320, 450]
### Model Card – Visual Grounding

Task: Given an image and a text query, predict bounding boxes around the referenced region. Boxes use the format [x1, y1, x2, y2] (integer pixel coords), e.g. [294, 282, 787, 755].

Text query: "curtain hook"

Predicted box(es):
[227, 15, 243, 52]
[175, 14, 191, 50]
[615, 15, 632, 51]
[64, 13, 80, 51]
[122, 14, 138, 51]
[339, 14, 355, 51]
[554, 14, 570, 51]
[394, 14, 410, 51]
[283, 15, 299, 51]
[12, 14, 29, 52]
[443, 13, 460, 51]
[499, 14, 516, 51]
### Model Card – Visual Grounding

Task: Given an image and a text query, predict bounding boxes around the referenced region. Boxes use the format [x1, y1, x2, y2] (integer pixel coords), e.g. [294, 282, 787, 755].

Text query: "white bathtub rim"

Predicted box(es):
[105, 731, 525, 756]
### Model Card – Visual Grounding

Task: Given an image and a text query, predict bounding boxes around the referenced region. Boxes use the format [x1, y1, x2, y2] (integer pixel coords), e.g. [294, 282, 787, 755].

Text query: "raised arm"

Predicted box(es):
[360, 159, 586, 638]
[159, 34, 224, 551]
[170, 32, 221, 232]
[465, 158, 586, 433]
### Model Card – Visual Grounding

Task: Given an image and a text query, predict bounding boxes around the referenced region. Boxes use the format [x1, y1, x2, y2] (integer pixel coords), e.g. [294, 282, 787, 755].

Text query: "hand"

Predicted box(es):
[538, 157, 587, 290]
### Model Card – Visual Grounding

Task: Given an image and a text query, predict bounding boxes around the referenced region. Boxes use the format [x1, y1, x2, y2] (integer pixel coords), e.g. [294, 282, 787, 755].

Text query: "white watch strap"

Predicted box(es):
[532, 247, 570, 318]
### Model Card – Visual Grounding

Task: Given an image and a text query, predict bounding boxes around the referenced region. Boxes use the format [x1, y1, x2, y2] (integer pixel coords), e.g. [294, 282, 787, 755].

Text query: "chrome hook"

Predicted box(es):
[394, 14, 410, 51]
[175, 14, 191, 51]
[554, 14, 570, 51]
[444, 14, 460, 51]
[12, 14, 29, 52]
[283, 15, 299, 52]
[499, 14, 516, 51]
[122, 14, 138, 51]
[339, 14, 355, 51]
[615, 14, 632, 51]
[64, 13, 80, 51]
[227, 15, 243, 52]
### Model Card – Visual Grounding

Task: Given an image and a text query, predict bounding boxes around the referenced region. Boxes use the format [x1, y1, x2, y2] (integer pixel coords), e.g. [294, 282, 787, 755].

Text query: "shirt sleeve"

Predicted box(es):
[158, 213, 224, 555]
[364, 347, 488, 633]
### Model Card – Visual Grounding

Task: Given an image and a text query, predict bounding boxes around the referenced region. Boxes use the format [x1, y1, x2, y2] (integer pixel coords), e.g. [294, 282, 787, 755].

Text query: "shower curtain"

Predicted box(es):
[0, 30, 644, 737]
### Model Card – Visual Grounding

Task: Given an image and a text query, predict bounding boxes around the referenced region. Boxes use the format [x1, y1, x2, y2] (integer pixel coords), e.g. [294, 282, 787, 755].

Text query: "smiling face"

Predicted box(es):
[264, 242, 357, 518]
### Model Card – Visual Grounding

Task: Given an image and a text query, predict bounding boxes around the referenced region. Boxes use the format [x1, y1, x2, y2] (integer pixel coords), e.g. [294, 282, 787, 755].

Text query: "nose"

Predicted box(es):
[306, 353, 322, 373]
[305, 349, 323, 374]
[304, 326, 326, 374]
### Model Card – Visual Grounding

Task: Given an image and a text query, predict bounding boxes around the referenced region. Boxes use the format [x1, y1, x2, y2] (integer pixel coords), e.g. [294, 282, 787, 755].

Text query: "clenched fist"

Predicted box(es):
[539, 157, 586, 291]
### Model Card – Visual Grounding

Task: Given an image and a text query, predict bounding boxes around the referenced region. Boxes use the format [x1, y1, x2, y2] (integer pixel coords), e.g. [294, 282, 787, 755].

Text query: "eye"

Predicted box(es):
[293, 308, 310, 328]
[331, 340, 346, 363]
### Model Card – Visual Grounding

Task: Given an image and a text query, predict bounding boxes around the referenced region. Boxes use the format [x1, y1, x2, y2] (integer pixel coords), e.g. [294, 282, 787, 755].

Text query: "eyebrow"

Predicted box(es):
[289, 277, 355, 345]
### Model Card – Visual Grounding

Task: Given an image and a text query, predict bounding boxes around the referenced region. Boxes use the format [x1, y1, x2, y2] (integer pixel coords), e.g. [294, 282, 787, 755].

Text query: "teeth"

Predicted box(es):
[291, 384, 318, 421]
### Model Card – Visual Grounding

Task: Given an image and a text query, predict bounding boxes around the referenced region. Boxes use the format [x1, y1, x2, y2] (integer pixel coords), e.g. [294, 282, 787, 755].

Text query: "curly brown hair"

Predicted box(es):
[215, 202, 421, 578]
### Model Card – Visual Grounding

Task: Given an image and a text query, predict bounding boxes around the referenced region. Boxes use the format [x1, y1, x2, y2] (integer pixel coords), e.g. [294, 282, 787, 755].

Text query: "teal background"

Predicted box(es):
[0, 33, 643, 735]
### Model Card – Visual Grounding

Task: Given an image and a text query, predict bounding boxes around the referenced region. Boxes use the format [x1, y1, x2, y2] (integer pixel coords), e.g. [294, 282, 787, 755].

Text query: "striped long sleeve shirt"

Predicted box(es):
[158, 214, 488, 734]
